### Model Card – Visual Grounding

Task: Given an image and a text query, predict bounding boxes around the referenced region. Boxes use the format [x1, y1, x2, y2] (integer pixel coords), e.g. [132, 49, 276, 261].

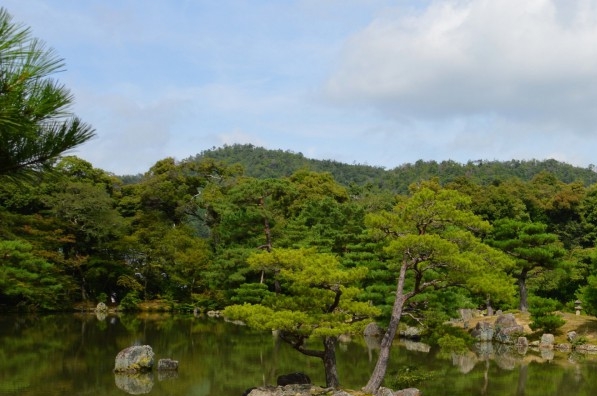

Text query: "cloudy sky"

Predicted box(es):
[5, 0, 597, 175]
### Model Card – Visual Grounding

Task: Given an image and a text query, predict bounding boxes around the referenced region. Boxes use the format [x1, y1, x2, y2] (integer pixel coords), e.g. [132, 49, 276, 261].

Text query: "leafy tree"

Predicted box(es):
[0, 8, 94, 180]
[0, 240, 66, 310]
[487, 219, 565, 312]
[223, 248, 379, 388]
[362, 182, 515, 393]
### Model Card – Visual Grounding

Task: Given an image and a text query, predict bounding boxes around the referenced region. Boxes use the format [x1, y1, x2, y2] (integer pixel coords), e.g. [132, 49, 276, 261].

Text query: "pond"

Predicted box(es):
[1, 313, 597, 395]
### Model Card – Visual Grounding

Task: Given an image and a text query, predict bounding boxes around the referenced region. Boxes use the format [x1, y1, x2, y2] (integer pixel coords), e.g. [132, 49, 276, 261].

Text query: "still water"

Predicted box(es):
[1, 313, 597, 395]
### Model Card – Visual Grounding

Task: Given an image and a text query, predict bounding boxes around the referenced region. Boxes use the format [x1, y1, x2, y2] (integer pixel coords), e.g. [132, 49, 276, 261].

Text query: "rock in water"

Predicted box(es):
[114, 345, 155, 373]
[157, 358, 179, 371]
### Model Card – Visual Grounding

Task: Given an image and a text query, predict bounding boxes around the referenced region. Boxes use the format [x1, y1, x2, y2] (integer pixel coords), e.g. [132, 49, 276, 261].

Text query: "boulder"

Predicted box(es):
[375, 387, 394, 396]
[470, 321, 494, 341]
[276, 372, 311, 386]
[157, 358, 178, 371]
[493, 314, 524, 344]
[395, 388, 421, 396]
[399, 326, 422, 339]
[364, 322, 384, 337]
[540, 334, 555, 349]
[567, 331, 578, 343]
[114, 345, 155, 373]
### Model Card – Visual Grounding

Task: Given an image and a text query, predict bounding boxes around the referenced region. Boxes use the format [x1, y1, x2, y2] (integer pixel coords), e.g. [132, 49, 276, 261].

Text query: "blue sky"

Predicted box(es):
[5, 0, 597, 175]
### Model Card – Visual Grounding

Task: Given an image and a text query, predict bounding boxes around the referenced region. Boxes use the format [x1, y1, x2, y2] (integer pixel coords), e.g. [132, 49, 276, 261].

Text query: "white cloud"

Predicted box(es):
[325, 0, 597, 132]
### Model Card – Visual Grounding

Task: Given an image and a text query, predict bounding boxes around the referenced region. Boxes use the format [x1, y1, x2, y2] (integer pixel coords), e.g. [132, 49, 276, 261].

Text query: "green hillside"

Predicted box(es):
[187, 143, 597, 193]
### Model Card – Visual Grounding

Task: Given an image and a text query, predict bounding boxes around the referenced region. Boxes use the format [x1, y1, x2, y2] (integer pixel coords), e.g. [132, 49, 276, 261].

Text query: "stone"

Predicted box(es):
[493, 314, 524, 344]
[95, 302, 108, 313]
[375, 387, 394, 396]
[276, 372, 311, 386]
[399, 326, 422, 339]
[401, 340, 431, 353]
[114, 345, 155, 373]
[540, 334, 555, 348]
[471, 321, 494, 342]
[494, 313, 518, 328]
[157, 358, 178, 371]
[459, 309, 474, 321]
[567, 331, 578, 343]
[394, 388, 421, 396]
[556, 343, 572, 352]
[364, 322, 384, 337]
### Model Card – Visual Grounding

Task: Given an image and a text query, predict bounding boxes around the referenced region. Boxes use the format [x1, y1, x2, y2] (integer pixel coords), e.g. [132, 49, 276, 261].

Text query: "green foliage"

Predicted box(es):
[119, 292, 141, 312]
[192, 144, 597, 193]
[0, 240, 66, 310]
[579, 274, 597, 316]
[231, 283, 269, 304]
[97, 293, 108, 304]
[0, 8, 94, 181]
[528, 296, 566, 333]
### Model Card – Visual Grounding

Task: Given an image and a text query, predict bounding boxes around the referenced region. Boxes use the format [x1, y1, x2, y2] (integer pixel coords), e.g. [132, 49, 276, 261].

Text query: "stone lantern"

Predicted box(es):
[575, 300, 582, 316]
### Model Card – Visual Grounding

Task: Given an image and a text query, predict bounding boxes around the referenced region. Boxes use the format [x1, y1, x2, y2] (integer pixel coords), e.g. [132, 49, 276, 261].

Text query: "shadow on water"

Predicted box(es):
[1, 313, 597, 395]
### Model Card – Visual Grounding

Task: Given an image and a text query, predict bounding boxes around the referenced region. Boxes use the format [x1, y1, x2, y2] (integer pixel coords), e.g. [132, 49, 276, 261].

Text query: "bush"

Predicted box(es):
[119, 292, 141, 312]
[97, 293, 108, 304]
[528, 296, 565, 333]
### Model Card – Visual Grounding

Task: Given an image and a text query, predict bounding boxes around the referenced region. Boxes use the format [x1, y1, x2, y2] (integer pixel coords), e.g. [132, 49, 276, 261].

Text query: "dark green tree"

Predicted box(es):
[487, 219, 565, 312]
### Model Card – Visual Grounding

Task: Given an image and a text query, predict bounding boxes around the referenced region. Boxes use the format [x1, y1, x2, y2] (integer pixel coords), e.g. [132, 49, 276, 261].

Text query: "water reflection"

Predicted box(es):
[1, 314, 597, 396]
[114, 373, 154, 394]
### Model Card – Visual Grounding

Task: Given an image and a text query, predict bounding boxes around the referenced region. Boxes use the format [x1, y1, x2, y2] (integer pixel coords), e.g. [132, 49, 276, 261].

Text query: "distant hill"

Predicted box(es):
[186, 144, 597, 193]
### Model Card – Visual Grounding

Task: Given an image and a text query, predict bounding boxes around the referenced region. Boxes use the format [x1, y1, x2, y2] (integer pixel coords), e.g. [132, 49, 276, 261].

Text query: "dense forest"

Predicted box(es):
[3, 145, 597, 317]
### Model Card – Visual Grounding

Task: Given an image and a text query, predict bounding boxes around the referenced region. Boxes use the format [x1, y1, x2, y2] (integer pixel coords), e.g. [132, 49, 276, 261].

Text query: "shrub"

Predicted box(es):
[119, 292, 141, 312]
[528, 296, 565, 333]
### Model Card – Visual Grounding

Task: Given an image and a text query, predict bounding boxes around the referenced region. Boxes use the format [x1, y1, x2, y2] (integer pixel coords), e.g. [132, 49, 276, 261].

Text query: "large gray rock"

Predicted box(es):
[364, 322, 384, 337]
[157, 358, 178, 371]
[471, 321, 494, 341]
[540, 334, 555, 349]
[493, 314, 524, 344]
[399, 326, 422, 339]
[395, 388, 421, 396]
[114, 345, 155, 373]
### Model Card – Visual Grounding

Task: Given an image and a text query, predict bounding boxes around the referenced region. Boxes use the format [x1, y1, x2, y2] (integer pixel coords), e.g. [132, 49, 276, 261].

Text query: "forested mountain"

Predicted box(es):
[188, 144, 597, 193]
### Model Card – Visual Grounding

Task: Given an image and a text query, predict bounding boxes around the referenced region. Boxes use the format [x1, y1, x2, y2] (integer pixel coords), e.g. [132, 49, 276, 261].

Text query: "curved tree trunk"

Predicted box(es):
[363, 261, 409, 394]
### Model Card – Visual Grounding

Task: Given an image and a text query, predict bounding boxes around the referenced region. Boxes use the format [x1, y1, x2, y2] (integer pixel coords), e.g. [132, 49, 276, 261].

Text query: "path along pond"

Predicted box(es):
[1, 313, 597, 396]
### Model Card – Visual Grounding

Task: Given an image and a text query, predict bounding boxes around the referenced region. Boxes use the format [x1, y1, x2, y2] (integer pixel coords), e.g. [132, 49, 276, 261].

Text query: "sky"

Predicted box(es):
[5, 0, 597, 175]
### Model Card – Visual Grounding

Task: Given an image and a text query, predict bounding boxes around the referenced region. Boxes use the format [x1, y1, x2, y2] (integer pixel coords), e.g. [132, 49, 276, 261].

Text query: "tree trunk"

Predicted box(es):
[323, 336, 339, 388]
[518, 269, 529, 312]
[363, 261, 409, 394]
